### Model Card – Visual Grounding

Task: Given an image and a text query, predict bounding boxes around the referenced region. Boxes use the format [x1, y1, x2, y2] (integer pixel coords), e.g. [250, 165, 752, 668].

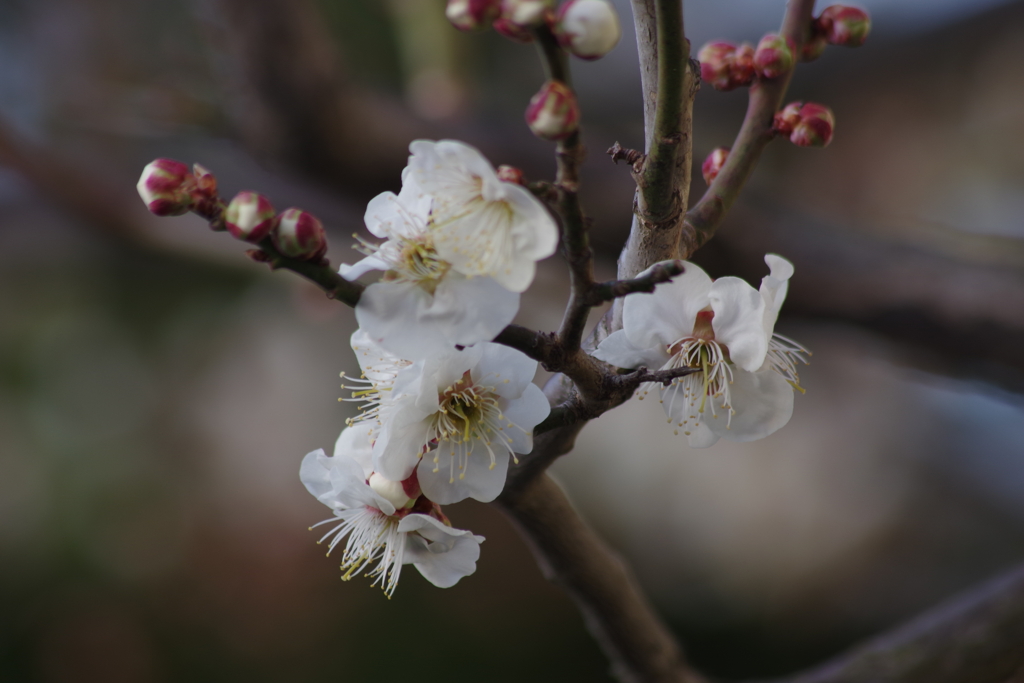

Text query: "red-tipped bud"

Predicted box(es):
[445, 0, 500, 31]
[192, 163, 216, 194]
[732, 43, 756, 84]
[556, 0, 622, 60]
[801, 33, 828, 62]
[272, 208, 327, 260]
[754, 33, 795, 79]
[697, 41, 736, 90]
[819, 5, 871, 47]
[401, 469, 422, 501]
[701, 147, 729, 185]
[790, 103, 835, 147]
[525, 80, 579, 140]
[773, 101, 804, 135]
[496, 165, 526, 185]
[137, 158, 195, 216]
[224, 191, 276, 243]
[493, 15, 534, 41]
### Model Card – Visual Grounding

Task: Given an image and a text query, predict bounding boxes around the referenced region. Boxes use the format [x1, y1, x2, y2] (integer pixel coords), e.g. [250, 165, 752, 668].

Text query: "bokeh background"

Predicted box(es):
[2, 0, 1024, 680]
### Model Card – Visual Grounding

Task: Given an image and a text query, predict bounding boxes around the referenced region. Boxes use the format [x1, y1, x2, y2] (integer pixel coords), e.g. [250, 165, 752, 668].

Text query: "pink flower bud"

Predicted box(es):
[732, 44, 756, 85]
[445, 0, 500, 31]
[525, 80, 579, 140]
[556, 0, 622, 61]
[773, 101, 804, 135]
[790, 103, 835, 147]
[497, 165, 526, 185]
[697, 41, 754, 91]
[137, 158, 195, 216]
[801, 33, 828, 62]
[701, 147, 729, 185]
[272, 208, 327, 260]
[189, 163, 225, 223]
[819, 5, 871, 47]
[224, 191, 276, 243]
[754, 33, 795, 80]
[493, 15, 534, 42]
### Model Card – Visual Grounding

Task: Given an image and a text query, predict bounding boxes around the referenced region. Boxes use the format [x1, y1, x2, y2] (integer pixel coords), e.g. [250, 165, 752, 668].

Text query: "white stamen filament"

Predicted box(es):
[310, 507, 406, 598]
[660, 337, 735, 433]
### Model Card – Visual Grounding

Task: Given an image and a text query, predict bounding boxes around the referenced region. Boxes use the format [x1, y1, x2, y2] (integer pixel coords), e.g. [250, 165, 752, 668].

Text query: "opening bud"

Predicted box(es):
[369, 473, 415, 510]
[754, 33, 795, 80]
[272, 208, 327, 260]
[696, 41, 754, 91]
[525, 80, 579, 140]
[819, 5, 871, 47]
[556, 0, 622, 61]
[496, 164, 526, 185]
[701, 147, 730, 185]
[773, 101, 804, 136]
[224, 191, 276, 243]
[790, 103, 835, 147]
[137, 158, 195, 216]
[446, 0, 500, 31]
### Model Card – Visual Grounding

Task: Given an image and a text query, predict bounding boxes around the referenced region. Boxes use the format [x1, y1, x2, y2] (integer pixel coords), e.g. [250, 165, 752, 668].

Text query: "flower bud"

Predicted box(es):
[445, 0, 500, 31]
[801, 33, 828, 62]
[496, 164, 526, 185]
[790, 103, 834, 147]
[754, 33, 795, 79]
[732, 43, 756, 84]
[819, 5, 871, 47]
[137, 158, 195, 216]
[773, 101, 804, 136]
[272, 208, 327, 260]
[697, 41, 754, 91]
[369, 473, 414, 510]
[493, 15, 534, 42]
[525, 80, 579, 140]
[556, 0, 622, 61]
[701, 147, 729, 185]
[501, 0, 552, 28]
[224, 191, 276, 243]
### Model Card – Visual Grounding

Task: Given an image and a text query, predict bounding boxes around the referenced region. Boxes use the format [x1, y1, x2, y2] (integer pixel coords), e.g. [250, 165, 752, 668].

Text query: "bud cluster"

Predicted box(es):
[138, 159, 328, 261]
[774, 102, 835, 147]
[697, 42, 754, 91]
[445, 0, 621, 61]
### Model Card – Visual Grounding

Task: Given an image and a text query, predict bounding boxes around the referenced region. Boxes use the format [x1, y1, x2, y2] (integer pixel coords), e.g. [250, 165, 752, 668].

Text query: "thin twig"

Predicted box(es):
[681, 0, 817, 257]
[587, 260, 685, 305]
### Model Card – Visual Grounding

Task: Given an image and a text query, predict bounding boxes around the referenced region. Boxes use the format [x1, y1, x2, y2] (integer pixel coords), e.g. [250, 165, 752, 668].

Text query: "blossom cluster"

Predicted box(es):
[301, 140, 556, 595]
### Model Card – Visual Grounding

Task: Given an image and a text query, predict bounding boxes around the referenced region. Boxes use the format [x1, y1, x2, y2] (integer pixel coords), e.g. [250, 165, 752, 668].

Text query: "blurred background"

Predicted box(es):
[2, 0, 1024, 680]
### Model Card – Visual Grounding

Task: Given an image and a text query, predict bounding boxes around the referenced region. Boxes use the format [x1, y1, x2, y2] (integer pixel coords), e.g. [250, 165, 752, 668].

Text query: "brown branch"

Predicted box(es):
[680, 0, 817, 258]
[588, 260, 685, 305]
[767, 563, 1024, 683]
[497, 474, 706, 683]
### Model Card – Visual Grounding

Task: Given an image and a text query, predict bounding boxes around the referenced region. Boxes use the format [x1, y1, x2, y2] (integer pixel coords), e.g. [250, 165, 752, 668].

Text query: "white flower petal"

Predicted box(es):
[339, 254, 389, 281]
[355, 281, 459, 360]
[430, 275, 520, 347]
[760, 253, 794, 337]
[399, 514, 483, 588]
[501, 382, 550, 455]
[475, 342, 539, 399]
[593, 329, 671, 370]
[299, 449, 334, 502]
[333, 425, 374, 479]
[417, 440, 511, 504]
[372, 407, 429, 482]
[709, 276, 768, 372]
[623, 262, 713, 350]
[703, 366, 794, 442]
[684, 421, 720, 448]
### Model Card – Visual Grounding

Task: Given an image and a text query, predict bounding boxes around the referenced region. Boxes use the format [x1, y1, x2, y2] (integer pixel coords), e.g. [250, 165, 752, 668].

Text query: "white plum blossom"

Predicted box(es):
[340, 329, 414, 446]
[594, 254, 809, 448]
[371, 342, 550, 505]
[341, 173, 520, 360]
[301, 444, 484, 597]
[407, 139, 559, 293]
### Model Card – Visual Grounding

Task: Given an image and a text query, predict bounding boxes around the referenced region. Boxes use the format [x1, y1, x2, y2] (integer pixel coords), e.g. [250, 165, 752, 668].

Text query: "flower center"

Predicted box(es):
[660, 337, 735, 436]
[384, 235, 451, 294]
[426, 371, 521, 483]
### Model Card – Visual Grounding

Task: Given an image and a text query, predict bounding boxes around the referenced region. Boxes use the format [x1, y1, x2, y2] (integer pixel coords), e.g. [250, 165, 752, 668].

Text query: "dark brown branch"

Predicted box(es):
[251, 238, 364, 307]
[681, 0, 817, 258]
[588, 260, 685, 305]
[497, 474, 706, 683]
[608, 142, 646, 169]
[767, 563, 1024, 683]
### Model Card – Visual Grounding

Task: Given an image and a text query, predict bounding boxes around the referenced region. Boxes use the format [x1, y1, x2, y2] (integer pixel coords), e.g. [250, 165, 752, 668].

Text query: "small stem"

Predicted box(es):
[587, 260, 684, 305]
